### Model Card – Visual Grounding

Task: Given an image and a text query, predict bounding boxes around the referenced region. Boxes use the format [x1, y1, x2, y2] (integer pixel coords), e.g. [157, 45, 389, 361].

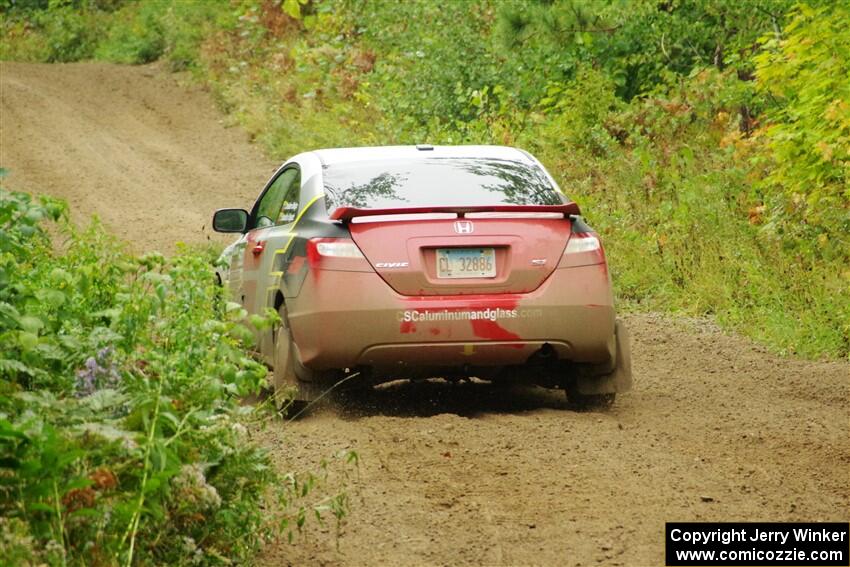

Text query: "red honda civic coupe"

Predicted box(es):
[213, 145, 631, 410]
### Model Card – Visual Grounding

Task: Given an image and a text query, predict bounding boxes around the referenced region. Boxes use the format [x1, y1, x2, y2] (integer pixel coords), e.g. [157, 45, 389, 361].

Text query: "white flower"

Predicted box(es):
[232, 422, 248, 437]
[171, 464, 222, 511]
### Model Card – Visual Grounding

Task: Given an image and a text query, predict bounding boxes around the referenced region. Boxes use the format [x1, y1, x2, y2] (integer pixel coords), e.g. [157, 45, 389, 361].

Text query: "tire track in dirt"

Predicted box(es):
[1, 61, 274, 253]
[3, 62, 847, 567]
[258, 314, 847, 566]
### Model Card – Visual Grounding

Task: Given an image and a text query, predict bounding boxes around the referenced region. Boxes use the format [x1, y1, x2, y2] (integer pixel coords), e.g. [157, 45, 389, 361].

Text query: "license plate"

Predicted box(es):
[436, 248, 496, 279]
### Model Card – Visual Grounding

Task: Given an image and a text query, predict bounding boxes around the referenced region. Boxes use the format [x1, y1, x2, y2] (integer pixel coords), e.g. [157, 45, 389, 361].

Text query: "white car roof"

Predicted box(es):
[311, 145, 534, 166]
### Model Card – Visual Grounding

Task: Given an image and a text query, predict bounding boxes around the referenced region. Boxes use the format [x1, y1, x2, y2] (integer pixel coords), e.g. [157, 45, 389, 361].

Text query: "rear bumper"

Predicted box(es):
[287, 264, 615, 370]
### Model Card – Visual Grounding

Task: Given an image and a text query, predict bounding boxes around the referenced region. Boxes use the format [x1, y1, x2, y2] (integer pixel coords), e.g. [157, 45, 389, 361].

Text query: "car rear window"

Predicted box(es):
[322, 157, 562, 210]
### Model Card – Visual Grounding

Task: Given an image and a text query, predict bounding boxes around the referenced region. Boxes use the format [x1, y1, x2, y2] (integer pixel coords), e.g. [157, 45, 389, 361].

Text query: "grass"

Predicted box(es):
[1, 0, 847, 360]
[0, 185, 354, 564]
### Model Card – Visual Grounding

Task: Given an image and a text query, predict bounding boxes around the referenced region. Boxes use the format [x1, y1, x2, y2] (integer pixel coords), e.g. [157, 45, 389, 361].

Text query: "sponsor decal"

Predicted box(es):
[396, 308, 542, 323]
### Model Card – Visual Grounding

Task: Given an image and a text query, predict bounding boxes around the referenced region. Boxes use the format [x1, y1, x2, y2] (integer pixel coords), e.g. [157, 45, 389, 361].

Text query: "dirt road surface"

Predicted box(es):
[1, 61, 274, 253]
[2, 62, 847, 566]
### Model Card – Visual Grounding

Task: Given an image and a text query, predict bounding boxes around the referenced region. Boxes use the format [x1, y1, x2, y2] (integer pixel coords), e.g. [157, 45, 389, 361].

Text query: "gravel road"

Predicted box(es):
[2, 61, 846, 567]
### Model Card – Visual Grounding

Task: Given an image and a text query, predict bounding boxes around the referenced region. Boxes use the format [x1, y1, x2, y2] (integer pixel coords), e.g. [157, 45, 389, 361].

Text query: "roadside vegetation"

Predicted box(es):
[0, 1, 847, 561]
[4, 0, 845, 360]
[2, 0, 847, 358]
[0, 178, 351, 564]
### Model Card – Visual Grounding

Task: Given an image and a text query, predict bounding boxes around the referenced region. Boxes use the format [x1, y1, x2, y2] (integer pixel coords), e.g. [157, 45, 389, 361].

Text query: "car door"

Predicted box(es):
[217, 167, 297, 335]
[239, 166, 302, 360]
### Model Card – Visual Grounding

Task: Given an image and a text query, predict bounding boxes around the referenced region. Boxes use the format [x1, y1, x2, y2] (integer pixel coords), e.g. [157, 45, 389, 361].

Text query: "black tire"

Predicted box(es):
[564, 319, 631, 410]
[565, 388, 616, 410]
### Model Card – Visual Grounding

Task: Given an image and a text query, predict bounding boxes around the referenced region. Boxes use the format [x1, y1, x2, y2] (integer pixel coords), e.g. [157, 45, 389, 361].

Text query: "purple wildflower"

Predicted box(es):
[74, 346, 122, 397]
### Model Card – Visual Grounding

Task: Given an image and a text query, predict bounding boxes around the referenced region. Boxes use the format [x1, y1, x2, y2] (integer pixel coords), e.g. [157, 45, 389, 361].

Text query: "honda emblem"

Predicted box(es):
[454, 220, 474, 234]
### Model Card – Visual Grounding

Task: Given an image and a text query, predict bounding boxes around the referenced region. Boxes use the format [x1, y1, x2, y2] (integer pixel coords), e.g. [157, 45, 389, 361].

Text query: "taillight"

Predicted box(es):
[564, 233, 601, 254]
[306, 238, 370, 271]
[314, 240, 364, 258]
[559, 232, 605, 268]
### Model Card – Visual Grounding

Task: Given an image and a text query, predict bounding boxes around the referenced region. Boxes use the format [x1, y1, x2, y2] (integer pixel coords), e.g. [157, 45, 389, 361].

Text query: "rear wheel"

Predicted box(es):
[565, 388, 615, 410]
[563, 319, 631, 410]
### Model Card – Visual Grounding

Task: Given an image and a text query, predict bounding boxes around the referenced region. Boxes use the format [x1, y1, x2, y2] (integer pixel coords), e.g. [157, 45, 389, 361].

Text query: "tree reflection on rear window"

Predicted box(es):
[322, 157, 562, 210]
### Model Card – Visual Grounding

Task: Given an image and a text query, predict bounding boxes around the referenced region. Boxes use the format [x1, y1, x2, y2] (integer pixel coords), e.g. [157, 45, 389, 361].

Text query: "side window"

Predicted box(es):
[254, 168, 300, 228]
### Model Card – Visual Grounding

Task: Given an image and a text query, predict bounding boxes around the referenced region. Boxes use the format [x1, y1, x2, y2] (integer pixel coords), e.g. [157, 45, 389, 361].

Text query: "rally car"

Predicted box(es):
[212, 145, 631, 410]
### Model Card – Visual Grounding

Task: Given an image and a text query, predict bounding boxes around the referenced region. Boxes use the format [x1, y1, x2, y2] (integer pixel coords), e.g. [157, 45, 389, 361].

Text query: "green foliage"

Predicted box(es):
[1, 0, 230, 69]
[341, 0, 502, 140]
[282, 0, 309, 20]
[332, 0, 848, 357]
[0, 0, 128, 62]
[537, 66, 624, 155]
[526, 68, 849, 357]
[1, 0, 847, 360]
[94, 0, 164, 64]
[93, 0, 234, 69]
[0, 187, 352, 564]
[191, 0, 381, 158]
[494, 0, 794, 101]
[751, 3, 850, 264]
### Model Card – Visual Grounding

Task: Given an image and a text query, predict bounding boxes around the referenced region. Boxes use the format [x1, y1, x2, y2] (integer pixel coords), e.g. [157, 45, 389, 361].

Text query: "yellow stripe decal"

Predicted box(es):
[281, 233, 297, 254]
[292, 193, 325, 228]
[262, 195, 325, 309]
[279, 193, 325, 255]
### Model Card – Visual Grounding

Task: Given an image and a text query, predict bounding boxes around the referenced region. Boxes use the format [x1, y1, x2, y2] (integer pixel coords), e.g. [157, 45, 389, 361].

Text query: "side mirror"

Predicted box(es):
[212, 208, 249, 233]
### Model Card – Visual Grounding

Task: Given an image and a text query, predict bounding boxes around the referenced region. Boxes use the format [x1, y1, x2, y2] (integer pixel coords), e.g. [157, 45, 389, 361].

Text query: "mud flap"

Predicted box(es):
[575, 320, 633, 395]
[273, 319, 324, 406]
[290, 343, 328, 402]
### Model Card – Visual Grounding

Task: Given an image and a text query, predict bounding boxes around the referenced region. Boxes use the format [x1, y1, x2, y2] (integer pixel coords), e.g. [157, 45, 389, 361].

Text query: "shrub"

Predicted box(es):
[1, 0, 846, 363]
[94, 1, 164, 64]
[0, 184, 351, 564]
[751, 2, 850, 265]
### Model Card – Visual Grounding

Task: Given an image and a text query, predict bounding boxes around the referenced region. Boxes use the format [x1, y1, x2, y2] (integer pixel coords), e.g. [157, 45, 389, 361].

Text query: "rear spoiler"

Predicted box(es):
[329, 203, 581, 221]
